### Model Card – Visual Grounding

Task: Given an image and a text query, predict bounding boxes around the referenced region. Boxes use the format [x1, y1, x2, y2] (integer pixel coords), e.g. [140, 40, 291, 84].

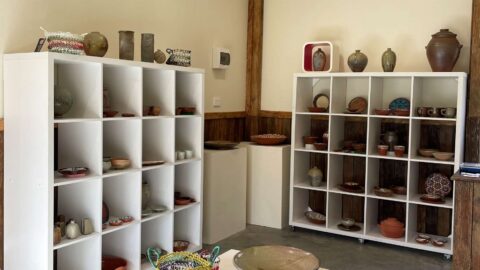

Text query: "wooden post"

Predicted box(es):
[466, 0, 480, 162]
[245, 0, 264, 138]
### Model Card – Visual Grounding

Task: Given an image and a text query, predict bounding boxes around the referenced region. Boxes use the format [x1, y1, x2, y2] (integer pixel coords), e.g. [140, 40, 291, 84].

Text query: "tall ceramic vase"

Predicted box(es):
[426, 29, 463, 72]
[382, 48, 396, 72]
[119, 31, 134, 60]
[347, 50, 368, 72]
[312, 48, 326, 71]
[141, 33, 154, 62]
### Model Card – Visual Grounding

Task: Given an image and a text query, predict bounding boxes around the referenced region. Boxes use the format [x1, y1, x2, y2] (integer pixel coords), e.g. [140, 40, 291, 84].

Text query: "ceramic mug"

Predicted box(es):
[305, 143, 315, 150]
[427, 107, 440, 117]
[185, 150, 193, 159]
[416, 107, 430, 117]
[176, 151, 185, 160]
[441, 107, 456, 118]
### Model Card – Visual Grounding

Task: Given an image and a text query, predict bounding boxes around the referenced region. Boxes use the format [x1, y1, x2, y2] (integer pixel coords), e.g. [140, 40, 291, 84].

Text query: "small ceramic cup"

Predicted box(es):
[377, 145, 389, 156]
[176, 151, 185, 160]
[305, 143, 315, 150]
[427, 107, 440, 117]
[416, 107, 430, 117]
[440, 107, 456, 118]
[394, 145, 405, 157]
[185, 150, 193, 159]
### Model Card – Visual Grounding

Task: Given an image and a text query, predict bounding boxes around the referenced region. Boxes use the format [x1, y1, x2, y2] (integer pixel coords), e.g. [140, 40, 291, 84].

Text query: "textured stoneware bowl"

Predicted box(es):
[111, 158, 131, 170]
[432, 152, 454, 161]
[418, 148, 439, 157]
[374, 108, 391, 115]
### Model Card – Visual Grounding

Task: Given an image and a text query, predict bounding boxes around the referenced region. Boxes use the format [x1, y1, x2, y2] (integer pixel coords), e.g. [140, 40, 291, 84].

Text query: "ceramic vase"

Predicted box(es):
[308, 166, 323, 187]
[426, 29, 463, 72]
[382, 131, 398, 152]
[119, 31, 134, 60]
[54, 225, 62, 245]
[154, 49, 166, 64]
[54, 86, 73, 117]
[66, 219, 81, 239]
[141, 33, 155, 62]
[382, 48, 396, 72]
[312, 48, 327, 71]
[83, 32, 108, 57]
[347, 50, 368, 72]
[81, 218, 94, 235]
[142, 182, 151, 210]
[102, 201, 109, 224]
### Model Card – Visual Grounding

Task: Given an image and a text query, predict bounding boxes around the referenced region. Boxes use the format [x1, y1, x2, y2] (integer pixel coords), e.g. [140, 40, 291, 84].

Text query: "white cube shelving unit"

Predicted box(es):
[4, 52, 204, 270]
[290, 72, 466, 256]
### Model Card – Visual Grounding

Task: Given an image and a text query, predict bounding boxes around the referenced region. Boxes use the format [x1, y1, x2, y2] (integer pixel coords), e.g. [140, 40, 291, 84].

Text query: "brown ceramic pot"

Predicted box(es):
[379, 217, 405, 238]
[426, 29, 463, 72]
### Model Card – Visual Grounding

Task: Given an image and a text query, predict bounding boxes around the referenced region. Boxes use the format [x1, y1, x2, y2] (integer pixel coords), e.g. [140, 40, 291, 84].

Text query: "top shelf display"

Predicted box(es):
[294, 73, 465, 120]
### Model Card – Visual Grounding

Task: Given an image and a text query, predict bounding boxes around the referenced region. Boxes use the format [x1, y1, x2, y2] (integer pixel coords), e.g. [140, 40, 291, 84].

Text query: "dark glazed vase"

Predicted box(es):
[119, 30, 134, 60]
[426, 29, 463, 72]
[347, 50, 368, 72]
[382, 48, 396, 72]
[312, 48, 327, 71]
[141, 33, 154, 62]
[83, 32, 108, 57]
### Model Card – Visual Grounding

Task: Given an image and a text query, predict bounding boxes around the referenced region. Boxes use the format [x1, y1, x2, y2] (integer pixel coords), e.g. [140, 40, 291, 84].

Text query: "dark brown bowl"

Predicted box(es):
[175, 197, 193, 205]
[352, 143, 366, 152]
[308, 107, 327, 113]
[313, 142, 328, 151]
[375, 108, 391, 115]
[251, 134, 287, 145]
[393, 109, 410, 116]
[373, 187, 393, 197]
[391, 186, 407, 195]
[104, 110, 118, 117]
[173, 240, 190, 252]
[304, 136, 319, 144]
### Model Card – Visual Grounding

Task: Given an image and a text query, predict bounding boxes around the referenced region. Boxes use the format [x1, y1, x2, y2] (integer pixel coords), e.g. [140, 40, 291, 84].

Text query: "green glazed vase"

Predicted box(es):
[382, 48, 397, 72]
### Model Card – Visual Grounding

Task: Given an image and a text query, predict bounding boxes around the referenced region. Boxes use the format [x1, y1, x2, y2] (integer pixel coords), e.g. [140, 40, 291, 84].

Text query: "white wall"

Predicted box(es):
[262, 0, 472, 111]
[0, 0, 248, 116]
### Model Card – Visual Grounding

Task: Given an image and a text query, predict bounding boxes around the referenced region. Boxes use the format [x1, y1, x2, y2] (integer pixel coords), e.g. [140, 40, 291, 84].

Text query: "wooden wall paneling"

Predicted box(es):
[378, 159, 408, 188]
[473, 183, 480, 268]
[308, 190, 326, 215]
[342, 195, 364, 223]
[245, 0, 264, 137]
[204, 112, 246, 142]
[453, 181, 473, 269]
[377, 201, 406, 224]
[0, 131, 3, 268]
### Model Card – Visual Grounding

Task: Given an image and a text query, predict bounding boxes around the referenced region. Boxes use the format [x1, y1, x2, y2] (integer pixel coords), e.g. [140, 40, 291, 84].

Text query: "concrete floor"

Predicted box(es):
[206, 225, 451, 270]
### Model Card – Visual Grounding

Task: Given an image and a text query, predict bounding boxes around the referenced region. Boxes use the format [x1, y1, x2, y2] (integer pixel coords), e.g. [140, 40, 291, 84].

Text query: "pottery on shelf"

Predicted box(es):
[173, 240, 190, 252]
[141, 33, 155, 62]
[81, 218, 94, 235]
[111, 158, 131, 169]
[382, 48, 396, 72]
[119, 30, 134, 60]
[83, 32, 108, 57]
[312, 48, 327, 71]
[347, 50, 368, 72]
[426, 29, 463, 72]
[375, 108, 391, 115]
[381, 131, 398, 152]
[377, 145, 388, 156]
[341, 218, 355, 227]
[441, 107, 457, 118]
[142, 182, 151, 210]
[103, 201, 110, 224]
[418, 148, 439, 157]
[305, 211, 326, 225]
[154, 49, 167, 64]
[394, 145, 405, 157]
[103, 157, 112, 173]
[54, 224, 62, 245]
[379, 217, 405, 238]
[54, 86, 73, 117]
[66, 219, 81, 239]
[432, 152, 454, 161]
[314, 142, 327, 151]
[308, 166, 323, 187]
[303, 136, 319, 145]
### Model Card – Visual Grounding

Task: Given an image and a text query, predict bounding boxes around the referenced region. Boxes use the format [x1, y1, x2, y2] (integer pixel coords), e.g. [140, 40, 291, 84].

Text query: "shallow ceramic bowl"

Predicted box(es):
[149, 106, 161, 116]
[344, 182, 359, 188]
[173, 240, 190, 252]
[104, 110, 118, 117]
[432, 239, 446, 247]
[313, 142, 328, 151]
[121, 113, 135, 117]
[393, 108, 410, 116]
[175, 197, 192, 205]
[432, 152, 454, 161]
[58, 167, 89, 178]
[308, 107, 327, 113]
[374, 187, 393, 197]
[352, 143, 366, 152]
[418, 148, 439, 157]
[251, 134, 287, 145]
[341, 218, 355, 227]
[305, 211, 326, 225]
[111, 158, 131, 170]
[374, 108, 391, 115]
[391, 186, 407, 195]
[418, 234, 431, 240]
[304, 136, 319, 144]
[415, 237, 429, 244]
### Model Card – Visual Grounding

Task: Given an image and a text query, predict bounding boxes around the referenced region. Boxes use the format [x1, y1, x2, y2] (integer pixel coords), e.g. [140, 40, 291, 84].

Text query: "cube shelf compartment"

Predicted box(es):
[4, 53, 204, 270]
[290, 72, 466, 255]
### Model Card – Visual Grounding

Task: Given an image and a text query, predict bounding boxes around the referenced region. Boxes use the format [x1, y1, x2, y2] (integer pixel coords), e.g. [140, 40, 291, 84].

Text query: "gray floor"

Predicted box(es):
[206, 225, 451, 270]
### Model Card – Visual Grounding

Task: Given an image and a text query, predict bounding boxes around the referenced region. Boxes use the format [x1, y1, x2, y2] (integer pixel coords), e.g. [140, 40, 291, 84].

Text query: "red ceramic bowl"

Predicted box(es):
[374, 108, 391, 115]
[104, 110, 119, 117]
[303, 136, 319, 144]
[393, 109, 410, 116]
[314, 142, 328, 151]
[308, 107, 327, 113]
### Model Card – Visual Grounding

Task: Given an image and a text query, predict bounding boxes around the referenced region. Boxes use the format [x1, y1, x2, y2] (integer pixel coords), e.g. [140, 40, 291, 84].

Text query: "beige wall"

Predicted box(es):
[262, 0, 472, 111]
[0, 0, 248, 116]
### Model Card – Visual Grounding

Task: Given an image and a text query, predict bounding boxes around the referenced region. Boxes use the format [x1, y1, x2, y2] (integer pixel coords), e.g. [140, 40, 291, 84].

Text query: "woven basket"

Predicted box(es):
[155, 251, 212, 270]
[41, 27, 85, 55]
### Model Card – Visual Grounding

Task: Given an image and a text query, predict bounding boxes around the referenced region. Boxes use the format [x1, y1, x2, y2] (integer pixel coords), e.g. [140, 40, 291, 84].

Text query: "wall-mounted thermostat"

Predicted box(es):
[212, 48, 230, 69]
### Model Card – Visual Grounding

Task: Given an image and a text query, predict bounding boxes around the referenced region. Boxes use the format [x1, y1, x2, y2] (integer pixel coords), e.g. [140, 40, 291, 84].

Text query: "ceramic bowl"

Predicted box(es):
[103, 158, 112, 172]
[374, 108, 391, 115]
[393, 108, 410, 116]
[432, 152, 454, 161]
[391, 186, 407, 195]
[352, 143, 366, 152]
[308, 107, 327, 113]
[111, 158, 131, 170]
[121, 113, 135, 117]
[420, 194, 444, 203]
[173, 240, 190, 252]
[377, 145, 389, 156]
[313, 142, 328, 151]
[418, 148, 439, 157]
[175, 197, 192, 205]
[251, 134, 287, 145]
[341, 218, 355, 227]
[305, 211, 326, 225]
[415, 237, 429, 244]
[304, 136, 319, 144]
[343, 140, 354, 150]
[104, 110, 118, 117]
[149, 106, 161, 116]
[418, 234, 431, 240]
[373, 187, 393, 197]
[432, 239, 446, 247]
[58, 167, 89, 178]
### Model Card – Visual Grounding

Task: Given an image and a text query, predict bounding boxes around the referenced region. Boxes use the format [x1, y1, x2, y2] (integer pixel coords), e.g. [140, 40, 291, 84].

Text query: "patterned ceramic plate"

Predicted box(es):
[389, 98, 410, 110]
[425, 173, 451, 197]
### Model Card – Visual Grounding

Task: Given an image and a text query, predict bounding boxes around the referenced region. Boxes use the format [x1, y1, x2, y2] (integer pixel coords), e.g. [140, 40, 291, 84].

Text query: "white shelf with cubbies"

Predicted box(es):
[290, 72, 466, 256]
[4, 52, 204, 270]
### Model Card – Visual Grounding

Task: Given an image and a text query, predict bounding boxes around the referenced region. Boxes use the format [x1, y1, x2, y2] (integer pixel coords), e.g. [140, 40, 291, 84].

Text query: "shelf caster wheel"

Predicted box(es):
[443, 254, 451, 261]
[358, 238, 365, 244]
[290, 226, 296, 232]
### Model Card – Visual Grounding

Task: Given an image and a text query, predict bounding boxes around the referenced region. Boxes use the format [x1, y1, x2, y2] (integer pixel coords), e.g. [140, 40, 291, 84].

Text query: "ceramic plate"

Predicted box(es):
[425, 173, 451, 197]
[142, 209, 153, 218]
[142, 160, 166, 166]
[337, 224, 362, 232]
[338, 184, 365, 193]
[151, 205, 168, 212]
[57, 167, 89, 178]
[204, 140, 239, 150]
[389, 98, 410, 110]
[233, 246, 319, 270]
[347, 97, 368, 113]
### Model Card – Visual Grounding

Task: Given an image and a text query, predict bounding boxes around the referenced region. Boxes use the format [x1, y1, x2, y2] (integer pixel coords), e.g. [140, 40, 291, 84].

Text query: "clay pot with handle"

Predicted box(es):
[426, 29, 463, 72]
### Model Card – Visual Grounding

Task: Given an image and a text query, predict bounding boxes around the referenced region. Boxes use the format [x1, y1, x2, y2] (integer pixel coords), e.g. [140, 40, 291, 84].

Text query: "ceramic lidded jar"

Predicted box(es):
[347, 50, 368, 72]
[308, 166, 323, 187]
[54, 86, 73, 117]
[426, 29, 463, 72]
[83, 32, 108, 57]
[379, 217, 405, 238]
[312, 48, 327, 71]
[66, 219, 81, 239]
[382, 48, 396, 72]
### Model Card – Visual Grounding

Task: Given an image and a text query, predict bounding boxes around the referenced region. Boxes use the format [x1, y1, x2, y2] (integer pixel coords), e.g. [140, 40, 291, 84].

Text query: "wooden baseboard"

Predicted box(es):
[259, 110, 292, 118]
[205, 111, 246, 120]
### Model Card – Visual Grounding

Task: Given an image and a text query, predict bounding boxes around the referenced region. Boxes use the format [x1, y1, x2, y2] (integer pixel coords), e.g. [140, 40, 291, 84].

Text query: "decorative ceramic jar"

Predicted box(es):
[381, 131, 398, 152]
[379, 217, 405, 238]
[54, 224, 62, 245]
[312, 48, 327, 71]
[308, 166, 323, 187]
[83, 32, 108, 57]
[381, 48, 396, 72]
[347, 50, 368, 72]
[119, 31, 134, 60]
[66, 219, 81, 239]
[81, 218, 94, 235]
[102, 201, 109, 224]
[54, 86, 73, 117]
[142, 182, 151, 210]
[103, 157, 112, 173]
[141, 33, 155, 62]
[426, 29, 463, 72]
[154, 49, 166, 64]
